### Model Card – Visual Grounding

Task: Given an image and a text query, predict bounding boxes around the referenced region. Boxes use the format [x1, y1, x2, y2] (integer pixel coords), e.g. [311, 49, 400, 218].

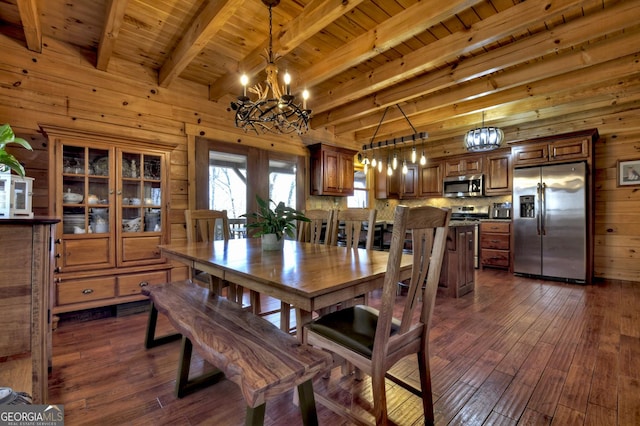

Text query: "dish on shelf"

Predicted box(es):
[91, 157, 109, 176]
[122, 217, 141, 232]
[63, 190, 83, 203]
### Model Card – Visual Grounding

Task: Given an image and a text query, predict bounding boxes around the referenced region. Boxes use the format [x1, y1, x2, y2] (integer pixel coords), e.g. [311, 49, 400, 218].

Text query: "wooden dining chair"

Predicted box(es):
[330, 208, 377, 250]
[297, 209, 334, 245]
[184, 209, 245, 305]
[304, 205, 451, 425]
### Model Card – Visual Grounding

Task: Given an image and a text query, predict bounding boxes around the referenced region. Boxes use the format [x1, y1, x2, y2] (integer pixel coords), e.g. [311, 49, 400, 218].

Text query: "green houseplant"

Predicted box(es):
[242, 196, 310, 250]
[0, 124, 32, 177]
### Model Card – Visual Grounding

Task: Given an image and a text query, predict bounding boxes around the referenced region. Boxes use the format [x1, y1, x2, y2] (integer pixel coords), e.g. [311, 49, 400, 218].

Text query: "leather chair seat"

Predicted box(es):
[307, 305, 400, 358]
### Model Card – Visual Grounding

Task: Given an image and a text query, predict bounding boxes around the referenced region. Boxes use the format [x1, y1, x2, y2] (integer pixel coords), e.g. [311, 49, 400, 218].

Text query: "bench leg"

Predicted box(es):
[297, 379, 319, 426]
[245, 403, 266, 426]
[176, 336, 225, 398]
[145, 302, 181, 349]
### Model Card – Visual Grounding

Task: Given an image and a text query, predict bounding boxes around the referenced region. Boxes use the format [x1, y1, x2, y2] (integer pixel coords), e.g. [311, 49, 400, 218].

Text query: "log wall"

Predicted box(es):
[0, 33, 638, 282]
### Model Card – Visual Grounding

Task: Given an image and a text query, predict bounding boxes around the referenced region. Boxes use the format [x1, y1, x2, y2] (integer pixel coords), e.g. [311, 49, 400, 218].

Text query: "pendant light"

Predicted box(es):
[464, 111, 504, 152]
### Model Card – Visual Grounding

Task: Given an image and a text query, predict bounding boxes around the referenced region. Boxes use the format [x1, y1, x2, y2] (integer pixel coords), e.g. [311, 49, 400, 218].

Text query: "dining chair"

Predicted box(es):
[304, 205, 451, 425]
[330, 208, 377, 250]
[297, 209, 334, 245]
[184, 209, 245, 305]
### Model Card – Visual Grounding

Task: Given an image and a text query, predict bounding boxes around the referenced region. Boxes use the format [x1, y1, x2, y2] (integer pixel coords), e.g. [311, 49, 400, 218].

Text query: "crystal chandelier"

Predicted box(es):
[230, 0, 310, 135]
[464, 111, 504, 152]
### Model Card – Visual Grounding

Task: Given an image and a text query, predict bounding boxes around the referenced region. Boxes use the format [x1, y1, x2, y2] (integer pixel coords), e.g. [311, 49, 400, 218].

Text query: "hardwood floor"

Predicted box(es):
[48, 269, 640, 425]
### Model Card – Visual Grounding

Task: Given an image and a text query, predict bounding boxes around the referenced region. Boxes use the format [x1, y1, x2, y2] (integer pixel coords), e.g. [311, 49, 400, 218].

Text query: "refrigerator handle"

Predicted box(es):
[536, 183, 542, 235]
[541, 182, 546, 235]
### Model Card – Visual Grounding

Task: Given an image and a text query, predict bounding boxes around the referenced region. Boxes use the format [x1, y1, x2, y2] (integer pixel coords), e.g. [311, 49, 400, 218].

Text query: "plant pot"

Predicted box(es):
[261, 233, 284, 251]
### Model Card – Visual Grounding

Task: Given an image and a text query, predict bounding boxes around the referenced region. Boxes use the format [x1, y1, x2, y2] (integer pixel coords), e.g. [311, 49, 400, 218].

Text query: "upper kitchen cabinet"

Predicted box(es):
[419, 160, 443, 197]
[483, 148, 512, 195]
[444, 154, 483, 177]
[309, 143, 357, 196]
[511, 130, 597, 167]
[45, 127, 174, 314]
[375, 162, 419, 199]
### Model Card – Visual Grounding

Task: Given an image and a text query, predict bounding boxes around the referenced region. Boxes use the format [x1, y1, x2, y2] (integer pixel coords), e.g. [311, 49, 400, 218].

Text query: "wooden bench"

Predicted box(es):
[142, 280, 331, 425]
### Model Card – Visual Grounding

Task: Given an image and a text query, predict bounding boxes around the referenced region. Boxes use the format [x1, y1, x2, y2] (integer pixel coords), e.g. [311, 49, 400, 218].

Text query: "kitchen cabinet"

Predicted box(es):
[444, 154, 483, 177]
[375, 162, 418, 199]
[0, 218, 57, 403]
[309, 143, 357, 196]
[438, 225, 474, 298]
[419, 160, 443, 197]
[483, 148, 512, 195]
[47, 129, 172, 314]
[511, 135, 590, 167]
[480, 221, 511, 270]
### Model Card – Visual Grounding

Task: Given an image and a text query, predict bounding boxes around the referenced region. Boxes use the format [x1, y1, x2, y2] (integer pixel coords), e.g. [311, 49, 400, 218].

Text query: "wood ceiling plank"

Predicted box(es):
[16, 0, 41, 52]
[300, 0, 481, 88]
[158, 0, 246, 88]
[96, 0, 130, 71]
[208, 0, 365, 101]
[312, 0, 612, 126]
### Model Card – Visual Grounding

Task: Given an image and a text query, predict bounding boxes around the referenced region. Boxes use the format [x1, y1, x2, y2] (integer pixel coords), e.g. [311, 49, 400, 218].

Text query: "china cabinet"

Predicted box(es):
[45, 128, 173, 314]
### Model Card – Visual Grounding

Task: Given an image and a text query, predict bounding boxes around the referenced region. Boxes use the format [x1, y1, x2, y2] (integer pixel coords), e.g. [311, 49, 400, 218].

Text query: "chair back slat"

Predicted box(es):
[331, 208, 377, 250]
[185, 209, 230, 243]
[373, 205, 451, 360]
[298, 209, 334, 244]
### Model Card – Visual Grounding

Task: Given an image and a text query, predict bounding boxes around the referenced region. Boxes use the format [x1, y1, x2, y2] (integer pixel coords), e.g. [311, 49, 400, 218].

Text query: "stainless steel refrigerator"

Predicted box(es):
[513, 162, 587, 282]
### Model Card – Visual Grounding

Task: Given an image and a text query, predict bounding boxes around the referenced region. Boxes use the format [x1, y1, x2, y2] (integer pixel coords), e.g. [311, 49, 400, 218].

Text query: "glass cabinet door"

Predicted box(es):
[62, 146, 112, 235]
[120, 152, 162, 234]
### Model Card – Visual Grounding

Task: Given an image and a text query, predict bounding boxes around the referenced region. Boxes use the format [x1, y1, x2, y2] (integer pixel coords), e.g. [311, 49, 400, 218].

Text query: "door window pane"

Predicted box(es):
[208, 151, 247, 220]
[269, 158, 297, 208]
[347, 170, 368, 208]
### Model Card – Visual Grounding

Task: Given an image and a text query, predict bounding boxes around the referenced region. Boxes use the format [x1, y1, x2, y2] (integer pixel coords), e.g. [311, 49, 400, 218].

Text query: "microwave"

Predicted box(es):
[443, 174, 484, 198]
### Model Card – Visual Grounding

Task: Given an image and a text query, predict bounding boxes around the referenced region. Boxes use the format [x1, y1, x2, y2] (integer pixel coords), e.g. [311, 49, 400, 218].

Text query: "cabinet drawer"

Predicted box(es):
[480, 222, 510, 233]
[57, 276, 116, 305]
[481, 249, 510, 267]
[481, 233, 510, 249]
[118, 270, 169, 296]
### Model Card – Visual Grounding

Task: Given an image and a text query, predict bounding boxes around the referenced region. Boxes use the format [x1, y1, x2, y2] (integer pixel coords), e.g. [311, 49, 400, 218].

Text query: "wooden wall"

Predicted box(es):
[0, 33, 639, 283]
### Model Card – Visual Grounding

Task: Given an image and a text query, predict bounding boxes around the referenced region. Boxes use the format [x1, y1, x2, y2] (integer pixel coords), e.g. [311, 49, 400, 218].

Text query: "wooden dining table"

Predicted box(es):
[159, 238, 412, 337]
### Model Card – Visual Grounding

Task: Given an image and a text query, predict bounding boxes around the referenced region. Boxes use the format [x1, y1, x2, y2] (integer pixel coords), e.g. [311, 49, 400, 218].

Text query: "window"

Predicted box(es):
[347, 169, 369, 208]
[208, 151, 247, 219]
[269, 158, 297, 208]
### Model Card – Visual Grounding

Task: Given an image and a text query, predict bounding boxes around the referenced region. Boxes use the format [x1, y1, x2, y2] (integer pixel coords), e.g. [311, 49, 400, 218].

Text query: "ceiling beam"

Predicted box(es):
[351, 49, 640, 144]
[208, 0, 365, 101]
[158, 0, 246, 88]
[331, 1, 640, 136]
[299, 0, 481, 89]
[16, 0, 41, 53]
[96, 0, 130, 71]
[311, 0, 597, 124]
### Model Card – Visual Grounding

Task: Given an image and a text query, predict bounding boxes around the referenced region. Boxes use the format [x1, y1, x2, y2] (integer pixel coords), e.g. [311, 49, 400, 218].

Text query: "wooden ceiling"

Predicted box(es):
[1, 0, 639, 152]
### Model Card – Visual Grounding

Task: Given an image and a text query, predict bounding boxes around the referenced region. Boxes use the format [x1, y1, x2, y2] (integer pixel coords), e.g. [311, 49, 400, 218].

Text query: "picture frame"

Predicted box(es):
[617, 159, 640, 186]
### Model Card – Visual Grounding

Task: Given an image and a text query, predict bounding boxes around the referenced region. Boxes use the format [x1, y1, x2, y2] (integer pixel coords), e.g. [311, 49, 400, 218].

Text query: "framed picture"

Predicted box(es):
[618, 159, 640, 186]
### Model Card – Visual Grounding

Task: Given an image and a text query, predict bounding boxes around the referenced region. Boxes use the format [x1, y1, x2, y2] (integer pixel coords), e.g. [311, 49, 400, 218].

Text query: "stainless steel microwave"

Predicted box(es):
[443, 174, 484, 197]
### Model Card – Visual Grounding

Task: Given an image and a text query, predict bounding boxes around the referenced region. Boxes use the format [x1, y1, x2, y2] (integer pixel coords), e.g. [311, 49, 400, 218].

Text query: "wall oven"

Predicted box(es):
[443, 175, 484, 198]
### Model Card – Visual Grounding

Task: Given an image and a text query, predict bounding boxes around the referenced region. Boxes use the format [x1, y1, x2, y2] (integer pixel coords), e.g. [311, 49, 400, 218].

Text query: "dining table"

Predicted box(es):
[159, 238, 413, 337]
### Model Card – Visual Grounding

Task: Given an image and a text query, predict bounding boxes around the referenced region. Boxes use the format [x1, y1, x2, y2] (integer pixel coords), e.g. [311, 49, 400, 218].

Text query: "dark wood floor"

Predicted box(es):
[48, 269, 640, 425]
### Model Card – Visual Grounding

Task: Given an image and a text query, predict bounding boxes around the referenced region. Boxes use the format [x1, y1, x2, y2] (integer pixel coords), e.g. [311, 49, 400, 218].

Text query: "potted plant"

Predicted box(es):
[0, 124, 32, 177]
[242, 195, 310, 250]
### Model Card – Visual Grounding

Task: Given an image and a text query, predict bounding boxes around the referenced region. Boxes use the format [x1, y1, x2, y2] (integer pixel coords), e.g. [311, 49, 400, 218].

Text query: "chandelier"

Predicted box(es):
[230, 0, 310, 135]
[359, 104, 428, 175]
[464, 111, 504, 152]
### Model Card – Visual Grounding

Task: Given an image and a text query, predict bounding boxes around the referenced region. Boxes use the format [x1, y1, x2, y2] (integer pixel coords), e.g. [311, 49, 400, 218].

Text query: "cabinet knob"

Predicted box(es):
[139, 281, 149, 287]
[82, 288, 94, 295]
[54, 267, 62, 273]
[55, 253, 61, 258]
[55, 238, 62, 244]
